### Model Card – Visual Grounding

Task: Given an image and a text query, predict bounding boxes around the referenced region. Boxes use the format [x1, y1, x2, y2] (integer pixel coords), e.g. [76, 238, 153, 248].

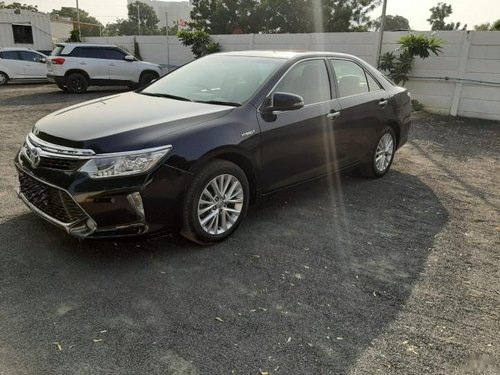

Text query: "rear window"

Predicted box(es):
[51, 46, 65, 56]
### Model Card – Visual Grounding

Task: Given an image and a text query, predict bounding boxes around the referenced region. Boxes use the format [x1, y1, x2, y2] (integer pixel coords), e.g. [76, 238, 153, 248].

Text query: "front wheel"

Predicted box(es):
[360, 127, 396, 178]
[181, 160, 249, 245]
[139, 72, 157, 88]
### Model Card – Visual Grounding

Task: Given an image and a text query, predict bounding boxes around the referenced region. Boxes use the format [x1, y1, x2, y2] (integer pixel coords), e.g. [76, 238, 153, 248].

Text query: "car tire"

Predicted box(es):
[181, 160, 250, 245]
[66, 73, 89, 94]
[139, 72, 157, 88]
[0, 72, 8, 86]
[56, 82, 69, 92]
[360, 126, 396, 178]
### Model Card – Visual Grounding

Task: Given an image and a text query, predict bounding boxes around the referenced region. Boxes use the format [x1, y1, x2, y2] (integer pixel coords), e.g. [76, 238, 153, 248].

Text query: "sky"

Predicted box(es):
[5, 0, 500, 30]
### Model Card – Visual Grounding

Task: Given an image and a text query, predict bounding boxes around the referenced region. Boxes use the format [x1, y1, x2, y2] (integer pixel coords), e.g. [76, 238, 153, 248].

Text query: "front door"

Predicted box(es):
[258, 58, 342, 193]
[19, 51, 46, 78]
[103, 48, 139, 82]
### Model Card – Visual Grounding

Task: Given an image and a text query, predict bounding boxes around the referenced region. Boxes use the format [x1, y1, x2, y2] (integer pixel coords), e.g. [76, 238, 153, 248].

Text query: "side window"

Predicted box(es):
[366, 73, 382, 91]
[0, 51, 21, 60]
[102, 49, 126, 60]
[19, 51, 40, 62]
[330, 60, 369, 97]
[71, 48, 104, 59]
[273, 59, 331, 105]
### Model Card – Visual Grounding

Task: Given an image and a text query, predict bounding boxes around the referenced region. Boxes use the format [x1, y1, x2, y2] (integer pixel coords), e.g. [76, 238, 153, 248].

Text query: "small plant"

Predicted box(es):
[379, 34, 444, 85]
[411, 99, 424, 111]
[177, 29, 221, 58]
[66, 29, 81, 43]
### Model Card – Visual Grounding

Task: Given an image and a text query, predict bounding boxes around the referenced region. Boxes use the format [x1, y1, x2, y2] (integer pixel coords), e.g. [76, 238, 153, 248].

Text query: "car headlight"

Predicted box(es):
[79, 145, 172, 179]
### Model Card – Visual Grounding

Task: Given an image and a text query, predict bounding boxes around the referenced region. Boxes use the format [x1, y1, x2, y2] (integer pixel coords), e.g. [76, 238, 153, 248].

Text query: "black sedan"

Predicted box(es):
[15, 51, 411, 244]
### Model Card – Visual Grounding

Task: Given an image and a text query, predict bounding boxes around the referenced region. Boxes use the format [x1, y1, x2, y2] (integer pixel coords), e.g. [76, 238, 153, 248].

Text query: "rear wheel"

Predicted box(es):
[0, 72, 8, 86]
[56, 82, 69, 92]
[360, 126, 396, 178]
[181, 160, 249, 245]
[66, 73, 88, 94]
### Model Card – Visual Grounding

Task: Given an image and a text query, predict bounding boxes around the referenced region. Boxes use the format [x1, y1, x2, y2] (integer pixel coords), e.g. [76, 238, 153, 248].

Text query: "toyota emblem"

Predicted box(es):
[29, 147, 42, 168]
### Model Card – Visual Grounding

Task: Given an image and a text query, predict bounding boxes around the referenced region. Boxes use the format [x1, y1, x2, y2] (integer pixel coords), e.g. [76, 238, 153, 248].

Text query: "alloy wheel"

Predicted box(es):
[374, 133, 394, 173]
[197, 174, 244, 235]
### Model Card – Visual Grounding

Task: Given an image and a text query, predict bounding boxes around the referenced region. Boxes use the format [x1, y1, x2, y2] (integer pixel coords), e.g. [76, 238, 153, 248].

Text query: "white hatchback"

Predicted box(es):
[0, 47, 48, 85]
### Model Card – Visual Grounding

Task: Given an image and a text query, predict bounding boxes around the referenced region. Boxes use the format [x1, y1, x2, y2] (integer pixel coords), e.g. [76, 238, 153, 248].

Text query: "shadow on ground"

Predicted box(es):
[0, 171, 448, 374]
[0, 86, 129, 106]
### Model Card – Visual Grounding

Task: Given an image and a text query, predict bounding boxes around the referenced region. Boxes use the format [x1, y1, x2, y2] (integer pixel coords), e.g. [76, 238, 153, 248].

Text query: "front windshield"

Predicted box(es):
[141, 55, 284, 106]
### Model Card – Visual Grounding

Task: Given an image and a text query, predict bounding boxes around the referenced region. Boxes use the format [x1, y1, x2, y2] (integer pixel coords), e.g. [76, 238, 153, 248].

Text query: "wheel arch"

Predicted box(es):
[386, 120, 401, 148]
[188, 148, 258, 204]
[140, 70, 159, 79]
[64, 69, 90, 80]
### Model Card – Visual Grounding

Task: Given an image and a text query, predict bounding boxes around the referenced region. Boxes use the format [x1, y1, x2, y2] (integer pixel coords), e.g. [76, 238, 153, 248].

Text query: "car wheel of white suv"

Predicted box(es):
[66, 73, 89, 94]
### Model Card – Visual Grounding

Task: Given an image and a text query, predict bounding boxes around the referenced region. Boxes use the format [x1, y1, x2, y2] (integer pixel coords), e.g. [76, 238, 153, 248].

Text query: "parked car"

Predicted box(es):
[15, 51, 411, 244]
[47, 43, 164, 93]
[0, 47, 47, 85]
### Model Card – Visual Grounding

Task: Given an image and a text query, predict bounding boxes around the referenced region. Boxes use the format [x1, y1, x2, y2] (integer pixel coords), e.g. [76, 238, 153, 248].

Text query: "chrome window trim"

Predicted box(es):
[328, 58, 385, 99]
[260, 57, 333, 111]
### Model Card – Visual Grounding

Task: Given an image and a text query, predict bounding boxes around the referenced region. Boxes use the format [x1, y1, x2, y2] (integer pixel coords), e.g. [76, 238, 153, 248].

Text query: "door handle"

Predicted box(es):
[109, 64, 116, 66]
[326, 111, 341, 120]
[378, 99, 388, 108]
[79, 62, 86, 65]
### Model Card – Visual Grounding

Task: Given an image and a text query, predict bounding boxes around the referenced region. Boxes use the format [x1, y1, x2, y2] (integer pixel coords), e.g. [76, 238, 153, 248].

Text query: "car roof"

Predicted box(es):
[56, 43, 119, 49]
[215, 50, 359, 60]
[0, 47, 44, 52]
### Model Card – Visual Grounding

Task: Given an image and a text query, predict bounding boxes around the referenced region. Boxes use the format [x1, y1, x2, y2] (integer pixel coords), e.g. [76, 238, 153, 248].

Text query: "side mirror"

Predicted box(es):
[35, 56, 46, 63]
[124, 55, 135, 62]
[271, 92, 304, 111]
[260, 92, 304, 122]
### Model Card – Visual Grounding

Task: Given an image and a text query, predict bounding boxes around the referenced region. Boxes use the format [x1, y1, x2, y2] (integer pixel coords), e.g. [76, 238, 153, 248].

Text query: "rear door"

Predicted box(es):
[258, 58, 343, 192]
[328, 59, 391, 163]
[102, 48, 139, 82]
[71, 47, 109, 80]
[18, 51, 46, 78]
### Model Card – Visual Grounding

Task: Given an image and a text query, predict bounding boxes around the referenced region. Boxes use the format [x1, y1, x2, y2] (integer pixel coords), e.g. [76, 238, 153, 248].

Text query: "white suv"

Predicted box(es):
[0, 47, 48, 85]
[47, 43, 164, 93]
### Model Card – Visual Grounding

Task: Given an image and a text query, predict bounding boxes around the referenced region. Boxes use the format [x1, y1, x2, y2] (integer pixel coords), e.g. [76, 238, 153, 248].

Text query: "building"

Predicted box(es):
[126, 0, 191, 28]
[0, 8, 54, 51]
[0, 9, 73, 52]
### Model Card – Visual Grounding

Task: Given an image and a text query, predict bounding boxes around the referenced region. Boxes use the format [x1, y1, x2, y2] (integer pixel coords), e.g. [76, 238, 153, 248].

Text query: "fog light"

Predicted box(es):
[86, 218, 97, 231]
[127, 192, 145, 221]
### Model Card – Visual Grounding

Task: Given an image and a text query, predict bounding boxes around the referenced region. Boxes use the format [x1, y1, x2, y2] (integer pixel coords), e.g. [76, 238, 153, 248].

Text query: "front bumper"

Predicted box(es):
[14, 146, 189, 239]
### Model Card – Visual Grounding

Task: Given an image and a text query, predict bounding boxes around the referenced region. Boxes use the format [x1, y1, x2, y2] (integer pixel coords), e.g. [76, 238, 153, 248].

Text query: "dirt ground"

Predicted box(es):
[0, 83, 499, 375]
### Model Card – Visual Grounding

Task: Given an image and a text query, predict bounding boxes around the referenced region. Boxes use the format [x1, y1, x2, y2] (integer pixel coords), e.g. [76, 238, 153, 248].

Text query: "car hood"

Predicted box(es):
[32, 92, 235, 153]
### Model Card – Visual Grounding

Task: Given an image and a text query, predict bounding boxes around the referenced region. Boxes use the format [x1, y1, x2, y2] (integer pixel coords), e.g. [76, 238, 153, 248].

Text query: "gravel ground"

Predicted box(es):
[0, 83, 499, 375]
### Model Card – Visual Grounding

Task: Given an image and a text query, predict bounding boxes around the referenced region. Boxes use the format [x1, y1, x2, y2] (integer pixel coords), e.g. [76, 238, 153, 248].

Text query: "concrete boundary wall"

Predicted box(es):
[85, 31, 500, 121]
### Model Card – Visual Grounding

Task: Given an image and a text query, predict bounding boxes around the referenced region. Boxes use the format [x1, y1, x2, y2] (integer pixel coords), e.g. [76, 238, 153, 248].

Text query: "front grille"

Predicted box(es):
[18, 171, 87, 224]
[38, 157, 85, 171]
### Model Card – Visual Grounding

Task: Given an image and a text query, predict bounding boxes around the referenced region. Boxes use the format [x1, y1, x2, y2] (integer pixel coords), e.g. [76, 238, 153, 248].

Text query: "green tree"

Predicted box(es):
[190, 0, 380, 34]
[50, 7, 103, 37]
[0, 1, 38, 12]
[127, 1, 160, 34]
[427, 2, 466, 31]
[177, 29, 221, 58]
[374, 15, 410, 31]
[474, 19, 500, 31]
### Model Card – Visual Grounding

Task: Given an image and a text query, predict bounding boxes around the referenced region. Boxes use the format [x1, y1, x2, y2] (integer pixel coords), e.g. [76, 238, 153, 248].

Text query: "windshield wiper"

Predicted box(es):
[195, 100, 241, 107]
[140, 92, 193, 102]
